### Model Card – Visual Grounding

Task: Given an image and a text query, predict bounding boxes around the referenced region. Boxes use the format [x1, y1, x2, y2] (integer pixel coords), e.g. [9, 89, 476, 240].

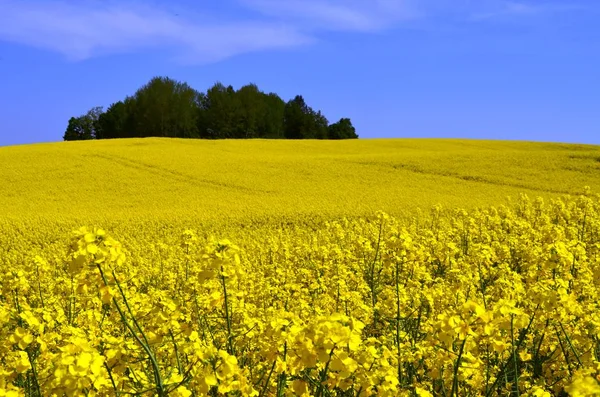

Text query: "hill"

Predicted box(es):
[1, 138, 598, 227]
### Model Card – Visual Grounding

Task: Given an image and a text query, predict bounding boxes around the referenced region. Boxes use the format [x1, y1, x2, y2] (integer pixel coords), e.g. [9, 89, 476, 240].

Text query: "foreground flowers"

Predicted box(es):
[1, 190, 600, 396]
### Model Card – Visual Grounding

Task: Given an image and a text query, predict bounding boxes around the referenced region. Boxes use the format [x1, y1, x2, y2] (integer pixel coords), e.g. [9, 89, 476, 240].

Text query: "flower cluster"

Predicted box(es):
[1, 190, 600, 396]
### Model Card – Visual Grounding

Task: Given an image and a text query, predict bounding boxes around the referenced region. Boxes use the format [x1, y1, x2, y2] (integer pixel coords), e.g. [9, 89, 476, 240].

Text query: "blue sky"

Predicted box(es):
[0, 0, 598, 146]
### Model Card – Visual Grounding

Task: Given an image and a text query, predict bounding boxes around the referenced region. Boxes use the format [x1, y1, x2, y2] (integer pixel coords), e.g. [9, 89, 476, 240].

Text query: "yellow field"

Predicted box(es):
[1, 138, 599, 225]
[1, 138, 600, 396]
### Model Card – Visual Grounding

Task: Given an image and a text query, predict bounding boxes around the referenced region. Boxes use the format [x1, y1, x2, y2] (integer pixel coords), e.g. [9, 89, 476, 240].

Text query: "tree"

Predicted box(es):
[201, 83, 241, 138]
[63, 107, 103, 141]
[284, 95, 309, 139]
[63, 117, 92, 141]
[132, 76, 200, 138]
[311, 110, 329, 140]
[63, 77, 358, 141]
[284, 95, 328, 139]
[328, 118, 358, 139]
[86, 106, 104, 139]
[97, 102, 125, 139]
[260, 93, 285, 139]
[235, 84, 264, 138]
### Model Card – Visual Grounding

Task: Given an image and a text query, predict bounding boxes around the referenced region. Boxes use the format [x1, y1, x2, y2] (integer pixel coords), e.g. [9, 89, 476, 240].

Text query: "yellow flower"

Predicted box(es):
[415, 387, 433, 397]
[565, 375, 600, 397]
[15, 352, 30, 374]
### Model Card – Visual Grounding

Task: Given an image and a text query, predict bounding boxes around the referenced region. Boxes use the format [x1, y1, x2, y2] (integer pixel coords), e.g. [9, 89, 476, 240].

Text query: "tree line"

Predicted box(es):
[64, 76, 358, 141]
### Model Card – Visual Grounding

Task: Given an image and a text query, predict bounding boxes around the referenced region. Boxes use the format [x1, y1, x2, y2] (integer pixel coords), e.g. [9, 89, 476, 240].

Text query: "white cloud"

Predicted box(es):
[470, 1, 540, 20]
[0, 0, 586, 63]
[469, 1, 588, 21]
[239, 0, 421, 32]
[0, 0, 312, 63]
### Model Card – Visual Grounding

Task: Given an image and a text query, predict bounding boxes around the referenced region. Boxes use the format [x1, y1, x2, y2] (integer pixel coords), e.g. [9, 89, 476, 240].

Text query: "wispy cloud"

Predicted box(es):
[0, 0, 312, 63]
[239, 0, 421, 32]
[469, 1, 587, 21]
[0, 0, 587, 64]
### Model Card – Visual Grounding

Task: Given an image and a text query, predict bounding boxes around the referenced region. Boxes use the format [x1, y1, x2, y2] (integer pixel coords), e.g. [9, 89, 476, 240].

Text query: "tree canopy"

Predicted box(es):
[328, 118, 358, 140]
[63, 106, 103, 141]
[64, 76, 358, 141]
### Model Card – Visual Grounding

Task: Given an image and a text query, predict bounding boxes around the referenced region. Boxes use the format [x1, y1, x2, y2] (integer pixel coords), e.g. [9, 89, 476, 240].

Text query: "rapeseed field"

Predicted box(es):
[1, 138, 600, 224]
[1, 138, 600, 396]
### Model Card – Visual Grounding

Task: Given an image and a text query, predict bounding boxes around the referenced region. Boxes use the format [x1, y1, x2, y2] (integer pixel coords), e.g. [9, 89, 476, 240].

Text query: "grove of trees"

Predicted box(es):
[64, 77, 358, 141]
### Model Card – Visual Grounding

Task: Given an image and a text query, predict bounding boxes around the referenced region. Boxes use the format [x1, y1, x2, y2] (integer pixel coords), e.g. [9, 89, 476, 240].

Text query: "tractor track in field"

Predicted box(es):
[348, 160, 574, 195]
[86, 153, 270, 195]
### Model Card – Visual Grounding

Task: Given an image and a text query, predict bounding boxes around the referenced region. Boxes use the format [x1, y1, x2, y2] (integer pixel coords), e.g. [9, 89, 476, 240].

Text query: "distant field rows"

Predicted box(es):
[1, 138, 599, 229]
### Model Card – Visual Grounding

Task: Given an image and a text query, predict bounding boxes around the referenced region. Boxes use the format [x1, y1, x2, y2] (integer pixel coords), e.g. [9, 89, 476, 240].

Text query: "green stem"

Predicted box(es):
[97, 264, 165, 396]
[170, 329, 183, 376]
[26, 349, 42, 397]
[316, 346, 336, 397]
[559, 322, 583, 367]
[221, 267, 234, 355]
[511, 315, 520, 397]
[259, 359, 277, 397]
[451, 338, 467, 397]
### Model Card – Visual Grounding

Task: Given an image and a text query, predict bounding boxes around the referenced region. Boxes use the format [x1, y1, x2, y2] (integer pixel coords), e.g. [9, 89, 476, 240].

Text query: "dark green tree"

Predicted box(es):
[64, 76, 357, 141]
[97, 100, 130, 139]
[200, 83, 241, 138]
[235, 83, 263, 138]
[311, 110, 329, 140]
[63, 106, 103, 141]
[284, 95, 328, 139]
[260, 93, 286, 139]
[87, 106, 104, 139]
[63, 117, 92, 141]
[132, 76, 200, 138]
[283, 95, 309, 139]
[328, 118, 358, 139]
[195, 91, 210, 138]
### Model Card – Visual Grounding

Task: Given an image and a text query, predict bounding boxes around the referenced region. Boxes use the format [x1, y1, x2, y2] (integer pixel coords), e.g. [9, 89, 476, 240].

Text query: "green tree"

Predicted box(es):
[260, 93, 285, 139]
[132, 76, 200, 138]
[235, 84, 264, 138]
[284, 95, 309, 139]
[87, 106, 104, 139]
[311, 110, 329, 140]
[328, 118, 358, 139]
[284, 95, 328, 139]
[195, 91, 210, 138]
[63, 77, 356, 141]
[97, 101, 128, 139]
[63, 117, 92, 141]
[201, 83, 241, 138]
[63, 107, 103, 141]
